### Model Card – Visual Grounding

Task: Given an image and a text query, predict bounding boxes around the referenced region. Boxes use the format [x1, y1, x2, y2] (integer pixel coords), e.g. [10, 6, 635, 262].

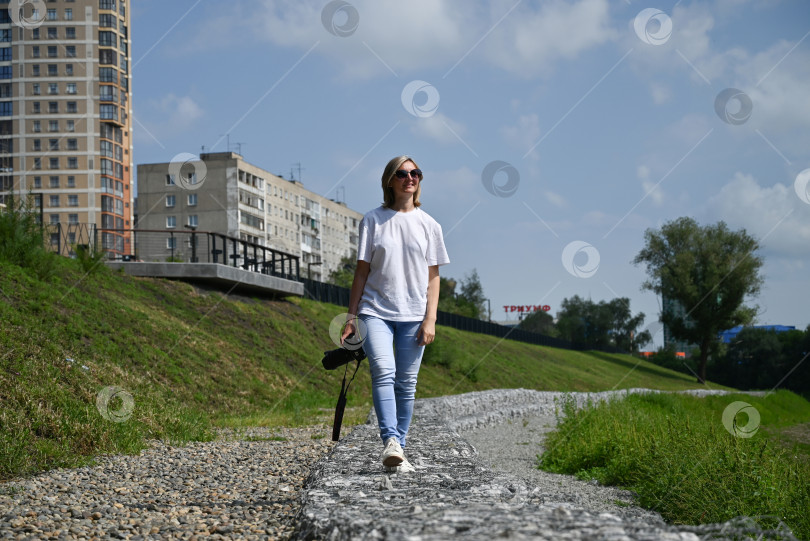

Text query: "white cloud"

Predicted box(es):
[137, 94, 204, 145]
[545, 190, 567, 208]
[187, 0, 615, 79]
[650, 82, 670, 104]
[704, 172, 810, 258]
[412, 113, 469, 146]
[501, 114, 541, 151]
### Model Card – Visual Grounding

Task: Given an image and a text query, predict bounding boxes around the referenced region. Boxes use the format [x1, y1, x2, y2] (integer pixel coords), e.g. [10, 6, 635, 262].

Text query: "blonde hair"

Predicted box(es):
[381, 155, 422, 208]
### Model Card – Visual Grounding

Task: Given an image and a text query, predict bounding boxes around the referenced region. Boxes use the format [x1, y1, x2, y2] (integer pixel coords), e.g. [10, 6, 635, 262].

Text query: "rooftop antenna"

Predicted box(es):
[291, 162, 305, 182]
[335, 186, 345, 204]
[234, 142, 245, 155]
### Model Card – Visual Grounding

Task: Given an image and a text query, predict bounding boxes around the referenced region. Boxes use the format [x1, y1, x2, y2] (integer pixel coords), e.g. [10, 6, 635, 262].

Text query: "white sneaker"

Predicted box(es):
[384, 457, 416, 474]
[381, 437, 404, 467]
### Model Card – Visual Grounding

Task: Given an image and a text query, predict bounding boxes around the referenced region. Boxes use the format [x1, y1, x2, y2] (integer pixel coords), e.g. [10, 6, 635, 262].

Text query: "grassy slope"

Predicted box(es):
[1, 259, 727, 480]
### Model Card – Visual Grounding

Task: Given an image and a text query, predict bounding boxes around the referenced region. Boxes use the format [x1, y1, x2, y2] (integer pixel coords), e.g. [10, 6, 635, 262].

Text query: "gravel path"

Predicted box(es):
[0, 426, 335, 540]
[1, 389, 790, 540]
[458, 414, 667, 525]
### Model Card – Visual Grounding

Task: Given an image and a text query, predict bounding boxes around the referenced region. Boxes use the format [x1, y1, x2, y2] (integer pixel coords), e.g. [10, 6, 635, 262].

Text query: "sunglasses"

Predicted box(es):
[393, 169, 423, 180]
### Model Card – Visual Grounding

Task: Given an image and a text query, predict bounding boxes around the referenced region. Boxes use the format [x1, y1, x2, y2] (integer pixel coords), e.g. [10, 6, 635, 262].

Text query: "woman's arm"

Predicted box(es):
[417, 265, 440, 346]
[341, 260, 371, 344]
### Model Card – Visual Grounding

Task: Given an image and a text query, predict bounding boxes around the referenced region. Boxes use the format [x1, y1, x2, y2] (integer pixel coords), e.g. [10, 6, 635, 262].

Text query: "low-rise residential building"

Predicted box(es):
[136, 152, 362, 282]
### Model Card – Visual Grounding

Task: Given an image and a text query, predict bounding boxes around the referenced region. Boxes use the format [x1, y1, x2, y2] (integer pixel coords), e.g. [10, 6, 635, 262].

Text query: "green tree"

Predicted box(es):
[633, 217, 763, 384]
[327, 254, 356, 288]
[554, 295, 649, 351]
[517, 308, 557, 336]
[437, 270, 488, 320]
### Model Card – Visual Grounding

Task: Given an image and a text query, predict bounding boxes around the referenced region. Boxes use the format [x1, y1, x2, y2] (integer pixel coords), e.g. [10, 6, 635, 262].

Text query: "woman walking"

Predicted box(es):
[341, 155, 450, 472]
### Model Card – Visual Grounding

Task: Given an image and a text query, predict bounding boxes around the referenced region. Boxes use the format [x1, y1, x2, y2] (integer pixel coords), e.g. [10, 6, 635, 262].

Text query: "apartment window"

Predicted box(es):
[33, 139, 41, 151]
[49, 215, 60, 226]
[33, 158, 41, 170]
[49, 176, 59, 188]
[48, 83, 58, 95]
[67, 139, 77, 151]
[64, 8, 72, 20]
[99, 85, 116, 102]
[99, 31, 115, 47]
[68, 214, 78, 225]
[165, 194, 175, 207]
[166, 216, 176, 229]
[119, 54, 127, 72]
[67, 157, 77, 169]
[32, 28, 39, 39]
[119, 36, 127, 54]
[66, 120, 74, 132]
[187, 194, 197, 206]
[167, 237, 176, 250]
[49, 195, 59, 207]
[100, 0, 116, 10]
[48, 138, 58, 151]
[32, 46, 40, 58]
[99, 67, 116, 83]
[65, 27, 75, 39]
[47, 9, 57, 20]
[100, 140, 113, 157]
[1, 66, 12, 79]
[68, 195, 78, 207]
[99, 49, 115, 64]
[48, 101, 57, 113]
[67, 176, 75, 187]
[100, 104, 116, 120]
[166, 174, 175, 185]
[48, 120, 58, 132]
[47, 46, 57, 58]
[32, 83, 40, 95]
[0, 102, 10, 116]
[188, 215, 198, 228]
[66, 101, 77, 113]
[66, 83, 76, 95]
[65, 46, 76, 58]
[33, 121, 41, 132]
[0, 84, 10, 98]
[47, 27, 57, 39]
[49, 157, 59, 169]
[30, 65, 39, 77]
[0, 48, 10, 62]
[47, 64, 57, 76]
[0, 29, 10, 43]
[33, 176, 42, 188]
[65, 64, 73, 76]
[100, 159, 113, 175]
[99, 14, 115, 27]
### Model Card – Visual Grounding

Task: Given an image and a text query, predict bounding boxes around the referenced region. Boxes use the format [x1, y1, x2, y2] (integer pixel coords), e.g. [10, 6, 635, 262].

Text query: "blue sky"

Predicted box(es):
[131, 0, 810, 345]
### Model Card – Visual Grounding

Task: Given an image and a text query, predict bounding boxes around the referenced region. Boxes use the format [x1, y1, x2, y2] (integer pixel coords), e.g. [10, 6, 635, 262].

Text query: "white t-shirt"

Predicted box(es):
[357, 206, 450, 321]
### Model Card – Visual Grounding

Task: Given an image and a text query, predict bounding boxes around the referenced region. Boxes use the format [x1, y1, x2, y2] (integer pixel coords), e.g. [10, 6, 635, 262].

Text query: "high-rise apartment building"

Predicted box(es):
[0, 0, 133, 256]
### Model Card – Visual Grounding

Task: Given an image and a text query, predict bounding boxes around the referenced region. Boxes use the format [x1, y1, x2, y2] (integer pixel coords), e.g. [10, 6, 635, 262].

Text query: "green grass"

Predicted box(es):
[1, 255, 728, 481]
[538, 391, 810, 539]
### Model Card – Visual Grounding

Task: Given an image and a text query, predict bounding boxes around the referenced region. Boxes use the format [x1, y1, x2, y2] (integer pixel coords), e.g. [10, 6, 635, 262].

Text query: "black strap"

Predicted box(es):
[332, 359, 361, 441]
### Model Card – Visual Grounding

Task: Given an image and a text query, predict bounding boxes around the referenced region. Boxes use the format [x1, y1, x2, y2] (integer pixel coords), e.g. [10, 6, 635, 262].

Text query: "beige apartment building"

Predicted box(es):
[136, 152, 363, 282]
[0, 0, 134, 256]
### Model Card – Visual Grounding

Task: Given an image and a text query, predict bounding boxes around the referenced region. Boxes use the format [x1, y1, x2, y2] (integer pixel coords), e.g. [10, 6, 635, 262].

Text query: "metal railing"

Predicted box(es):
[45, 225, 300, 281]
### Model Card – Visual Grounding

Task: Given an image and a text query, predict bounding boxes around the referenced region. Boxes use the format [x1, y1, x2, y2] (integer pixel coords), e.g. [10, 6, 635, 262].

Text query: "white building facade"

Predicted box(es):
[136, 152, 363, 282]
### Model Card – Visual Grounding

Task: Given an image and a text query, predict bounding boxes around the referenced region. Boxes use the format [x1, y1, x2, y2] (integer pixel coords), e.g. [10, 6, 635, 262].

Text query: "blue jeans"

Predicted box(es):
[360, 315, 425, 448]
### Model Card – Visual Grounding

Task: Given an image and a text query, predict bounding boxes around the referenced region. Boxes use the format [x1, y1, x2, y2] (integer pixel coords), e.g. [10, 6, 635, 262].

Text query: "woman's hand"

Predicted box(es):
[417, 318, 436, 346]
[340, 315, 357, 346]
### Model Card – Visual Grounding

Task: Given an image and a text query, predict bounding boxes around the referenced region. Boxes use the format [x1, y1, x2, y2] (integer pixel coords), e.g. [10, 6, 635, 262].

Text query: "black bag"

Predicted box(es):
[322, 341, 366, 441]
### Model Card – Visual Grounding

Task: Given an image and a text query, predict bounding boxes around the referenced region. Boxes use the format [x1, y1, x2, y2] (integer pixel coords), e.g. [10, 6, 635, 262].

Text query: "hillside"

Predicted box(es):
[0, 258, 725, 480]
